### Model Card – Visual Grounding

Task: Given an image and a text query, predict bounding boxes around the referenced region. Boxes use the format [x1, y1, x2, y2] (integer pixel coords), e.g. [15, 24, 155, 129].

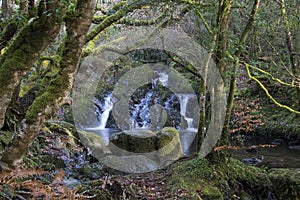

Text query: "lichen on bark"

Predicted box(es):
[0, 0, 96, 169]
[0, 0, 65, 129]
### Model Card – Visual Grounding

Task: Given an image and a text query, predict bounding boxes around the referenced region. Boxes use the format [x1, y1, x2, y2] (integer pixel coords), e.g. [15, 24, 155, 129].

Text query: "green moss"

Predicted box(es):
[168, 157, 297, 199]
[110, 130, 157, 153]
[254, 123, 300, 139]
[268, 168, 300, 200]
[0, 131, 15, 150]
[25, 72, 69, 124]
[157, 127, 177, 148]
[202, 186, 223, 200]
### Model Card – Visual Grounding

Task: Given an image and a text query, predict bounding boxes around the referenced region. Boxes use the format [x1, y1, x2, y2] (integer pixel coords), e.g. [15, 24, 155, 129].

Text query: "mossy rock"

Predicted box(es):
[109, 130, 157, 154]
[168, 158, 279, 199]
[40, 155, 66, 169]
[154, 127, 183, 163]
[75, 162, 104, 180]
[0, 131, 14, 151]
[268, 168, 300, 200]
[99, 155, 160, 173]
[78, 130, 109, 159]
[109, 127, 183, 162]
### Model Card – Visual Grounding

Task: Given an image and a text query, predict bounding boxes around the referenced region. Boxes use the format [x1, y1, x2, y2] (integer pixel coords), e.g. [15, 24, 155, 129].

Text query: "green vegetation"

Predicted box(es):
[0, 0, 300, 199]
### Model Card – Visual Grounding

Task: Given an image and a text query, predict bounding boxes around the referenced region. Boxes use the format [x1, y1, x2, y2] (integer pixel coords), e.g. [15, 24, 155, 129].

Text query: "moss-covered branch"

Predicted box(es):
[85, 0, 151, 44]
[245, 62, 300, 114]
[0, 0, 65, 129]
[0, 0, 96, 169]
[118, 13, 166, 26]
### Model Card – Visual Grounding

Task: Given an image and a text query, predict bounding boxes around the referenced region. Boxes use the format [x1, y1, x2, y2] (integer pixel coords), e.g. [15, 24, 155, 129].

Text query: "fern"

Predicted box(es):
[0, 168, 89, 199]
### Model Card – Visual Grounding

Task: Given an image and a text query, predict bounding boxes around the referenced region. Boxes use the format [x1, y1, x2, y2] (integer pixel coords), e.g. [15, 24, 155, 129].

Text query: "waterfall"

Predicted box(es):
[130, 70, 171, 129]
[158, 72, 169, 86]
[95, 93, 113, 129]
[130, 91, 153, 129]
[178, 94, 197, 132]
[93, 71, 197, 133]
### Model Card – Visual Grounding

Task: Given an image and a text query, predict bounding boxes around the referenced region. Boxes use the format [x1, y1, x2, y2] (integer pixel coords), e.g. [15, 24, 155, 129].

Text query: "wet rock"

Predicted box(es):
[75, 162, 104, 180]
[63, 177, 81, 189]
[288, 140, 300, 150]
[99, 155, 160, 173]
[245, 146, 258, 154]
[288, 145, 300, 150]
[77, 130, 110, 158]
[242, 156, 264, 165]
[271, 139, 286, 145]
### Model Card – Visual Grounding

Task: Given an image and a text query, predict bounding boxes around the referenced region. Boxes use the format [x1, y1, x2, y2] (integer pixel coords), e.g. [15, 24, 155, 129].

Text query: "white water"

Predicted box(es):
[93, 71, 198, 154]
[158, 72, 169, 86]
[178, 94, 196, 131]
[97, 93, 113, 129]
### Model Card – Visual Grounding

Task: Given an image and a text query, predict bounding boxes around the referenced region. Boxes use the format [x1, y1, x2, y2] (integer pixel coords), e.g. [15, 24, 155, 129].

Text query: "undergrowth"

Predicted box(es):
[0, 168, 88, 199]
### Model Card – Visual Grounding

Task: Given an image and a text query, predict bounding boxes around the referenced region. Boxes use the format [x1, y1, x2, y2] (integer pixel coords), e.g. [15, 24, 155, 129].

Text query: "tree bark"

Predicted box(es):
[223, 0, 260, 142]
[214, 0, 233, 145]
[0, 0, 65, 129]
[0, 0, 96, 169]
[19, 0, 29, 14]
[279, 0, 300, 111]
[1, 0, 14, 19]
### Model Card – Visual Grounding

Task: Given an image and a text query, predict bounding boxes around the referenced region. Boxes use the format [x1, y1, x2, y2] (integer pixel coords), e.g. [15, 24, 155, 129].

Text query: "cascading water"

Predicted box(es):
[93, 70, 199, 154]
[95, 71, 198, 132]
[177, 94, 198, 132]
[95, 93, 113, 129]
[129, 70, 172, 129]
[130, 91, 154, 128]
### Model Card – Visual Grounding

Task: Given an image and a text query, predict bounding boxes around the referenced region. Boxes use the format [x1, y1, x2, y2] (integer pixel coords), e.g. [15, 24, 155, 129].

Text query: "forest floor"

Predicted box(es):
[1, 122, 300, 200]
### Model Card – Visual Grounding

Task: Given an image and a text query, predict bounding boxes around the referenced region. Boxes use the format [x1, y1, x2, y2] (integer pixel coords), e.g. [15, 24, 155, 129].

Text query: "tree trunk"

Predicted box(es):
[214, 0, 233, 145]
[19, 0, 29, 14]
[279, 0, 300, 111]
[0, 0, 65, 129]
[0, 0, 96, 169]
[223, 0, 260, 142]
[1, 0, 14, 19]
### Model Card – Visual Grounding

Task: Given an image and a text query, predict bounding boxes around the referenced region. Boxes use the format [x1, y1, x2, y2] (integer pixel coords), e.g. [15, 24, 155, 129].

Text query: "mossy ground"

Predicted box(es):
[1, 122, 300, 199]
[168, 156, 300, 200]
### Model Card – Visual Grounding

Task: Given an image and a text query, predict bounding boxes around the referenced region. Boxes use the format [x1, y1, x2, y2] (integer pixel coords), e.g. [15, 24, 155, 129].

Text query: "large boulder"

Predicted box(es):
[99, 155, 160, 173]
[77, 130, 110, 158]
[154, 127, 183, 163]
[109, 127, 183, 165]
[109, 130, 157, 154]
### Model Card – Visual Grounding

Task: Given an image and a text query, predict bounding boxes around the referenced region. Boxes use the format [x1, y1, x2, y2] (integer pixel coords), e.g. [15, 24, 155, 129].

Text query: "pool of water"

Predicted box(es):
[84, 128, 300, 168]
[229, 135, 300, 168]
[230, 145, 300, 168]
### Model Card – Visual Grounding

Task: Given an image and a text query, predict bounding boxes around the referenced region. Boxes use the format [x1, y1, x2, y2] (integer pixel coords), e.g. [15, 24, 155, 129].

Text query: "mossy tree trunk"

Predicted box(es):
[279, 0, 300, 112]
[222, 0, 260, 144]
[0, 0, 96, 169]
[214, 0, 233, 146]
[1, 0, 13, 19]
[0, 0, 65, 129]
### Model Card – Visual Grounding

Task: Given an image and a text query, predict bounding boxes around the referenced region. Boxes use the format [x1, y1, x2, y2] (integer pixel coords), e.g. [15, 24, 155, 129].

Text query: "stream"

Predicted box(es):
[90, 69, 299, 169]
[230, 136, 300, 168]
